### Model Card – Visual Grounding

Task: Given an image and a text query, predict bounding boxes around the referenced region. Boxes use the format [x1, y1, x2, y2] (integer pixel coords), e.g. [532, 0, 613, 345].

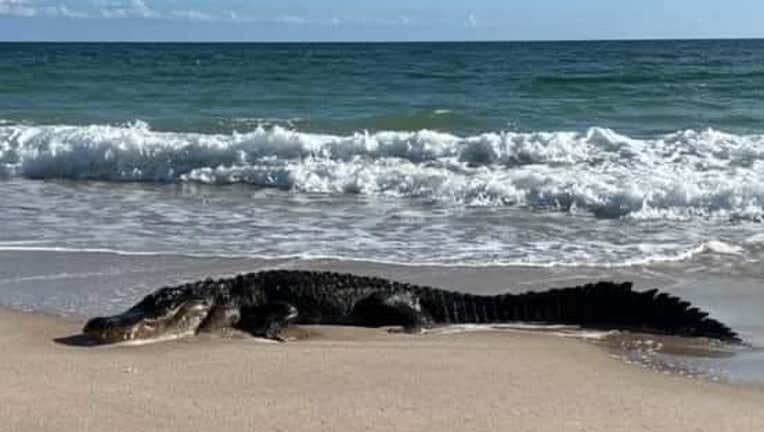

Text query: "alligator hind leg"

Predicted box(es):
[350, 292, 431, 332]
[236, 302, 299, 342]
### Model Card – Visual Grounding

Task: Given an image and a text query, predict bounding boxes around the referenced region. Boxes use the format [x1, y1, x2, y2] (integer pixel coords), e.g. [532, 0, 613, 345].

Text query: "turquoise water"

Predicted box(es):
[2, 40, 764, 135]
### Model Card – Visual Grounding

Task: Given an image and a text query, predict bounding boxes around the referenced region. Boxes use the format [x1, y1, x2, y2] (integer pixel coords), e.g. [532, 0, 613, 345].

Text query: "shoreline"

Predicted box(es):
[2, 307, 764, 431]
[2, 248, 764, 387]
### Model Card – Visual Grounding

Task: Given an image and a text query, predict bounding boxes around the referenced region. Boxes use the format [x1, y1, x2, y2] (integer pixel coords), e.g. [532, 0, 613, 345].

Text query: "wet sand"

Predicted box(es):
[1, 308, 763, 432]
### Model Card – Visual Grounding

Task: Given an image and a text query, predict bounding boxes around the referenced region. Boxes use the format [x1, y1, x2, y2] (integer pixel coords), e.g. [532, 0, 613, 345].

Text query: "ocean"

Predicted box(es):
[1, 40, 763, 384]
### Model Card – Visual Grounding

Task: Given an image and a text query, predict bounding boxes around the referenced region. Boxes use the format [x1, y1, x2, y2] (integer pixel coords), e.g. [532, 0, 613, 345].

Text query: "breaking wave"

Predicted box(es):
[2, 121, 764, 220]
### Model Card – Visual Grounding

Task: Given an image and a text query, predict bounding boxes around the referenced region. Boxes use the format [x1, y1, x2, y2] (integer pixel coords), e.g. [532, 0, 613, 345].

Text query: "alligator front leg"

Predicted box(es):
[236, 302, 299, 342]
[197, 303, 242, 333]
[350, 292, 432, 332]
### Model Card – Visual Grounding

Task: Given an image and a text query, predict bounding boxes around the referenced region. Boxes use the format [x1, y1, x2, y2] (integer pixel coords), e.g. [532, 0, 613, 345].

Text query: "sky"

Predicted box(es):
[0, 0, 762, 42]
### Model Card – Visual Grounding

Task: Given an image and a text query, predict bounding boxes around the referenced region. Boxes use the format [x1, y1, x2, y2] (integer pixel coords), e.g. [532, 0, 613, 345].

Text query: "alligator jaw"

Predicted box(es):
[83, 299, 213, 344]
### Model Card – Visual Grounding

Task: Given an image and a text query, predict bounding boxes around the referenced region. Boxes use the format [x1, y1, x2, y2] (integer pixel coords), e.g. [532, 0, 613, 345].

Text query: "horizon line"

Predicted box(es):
[1, 36, 764, 44]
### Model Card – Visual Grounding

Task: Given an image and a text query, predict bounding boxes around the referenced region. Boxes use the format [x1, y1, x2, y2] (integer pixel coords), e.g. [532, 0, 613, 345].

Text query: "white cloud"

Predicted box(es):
[0, 1, 322, 25]
[0, 1, 88, 18]
[220, 9, 259, 23]
[56, 5, 88, 18]
[170, 9, 213, 22]
[42, 5, 89, 18]
[348, 15, 417, 27]
[224, 9, 238, 21]
[467, 12, 477, 28]
[275, 15, 305, 25]
[130, 0, 155, 18]
[0, 0, 37, 17]
[96, 2, 253, 23]
[100, 0, 158, 19]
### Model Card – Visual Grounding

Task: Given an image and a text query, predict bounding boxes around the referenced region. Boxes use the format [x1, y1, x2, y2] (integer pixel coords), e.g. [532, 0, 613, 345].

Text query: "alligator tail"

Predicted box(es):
[424, 282, 739, 342]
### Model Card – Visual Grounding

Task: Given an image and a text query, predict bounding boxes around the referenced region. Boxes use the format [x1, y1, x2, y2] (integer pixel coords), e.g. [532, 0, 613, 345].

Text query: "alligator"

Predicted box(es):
[83, 270, 740, 344]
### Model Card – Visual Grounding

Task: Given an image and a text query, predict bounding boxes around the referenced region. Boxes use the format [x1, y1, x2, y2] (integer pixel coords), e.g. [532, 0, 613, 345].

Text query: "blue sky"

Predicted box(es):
[0, 0, 762, 41]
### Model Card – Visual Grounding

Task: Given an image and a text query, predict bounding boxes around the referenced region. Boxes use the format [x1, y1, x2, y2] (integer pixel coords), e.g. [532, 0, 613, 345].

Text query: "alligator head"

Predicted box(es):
[83, 296, 214, 344]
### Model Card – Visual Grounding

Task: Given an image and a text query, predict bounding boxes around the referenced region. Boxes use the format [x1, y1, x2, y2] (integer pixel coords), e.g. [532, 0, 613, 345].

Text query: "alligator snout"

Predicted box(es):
[83, 298, 213, 344]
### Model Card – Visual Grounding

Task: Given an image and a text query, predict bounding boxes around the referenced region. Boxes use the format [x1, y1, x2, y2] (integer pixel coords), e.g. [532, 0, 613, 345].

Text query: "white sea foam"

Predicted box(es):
[0, 240, 745, 269]
[700, 240, 745, 256]
[425, 323, 617, 340]
[2, 122, 764, 220]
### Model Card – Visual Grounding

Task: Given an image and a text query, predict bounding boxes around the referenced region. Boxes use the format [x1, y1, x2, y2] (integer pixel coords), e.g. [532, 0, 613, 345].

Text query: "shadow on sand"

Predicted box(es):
[54, 333, 105, 347]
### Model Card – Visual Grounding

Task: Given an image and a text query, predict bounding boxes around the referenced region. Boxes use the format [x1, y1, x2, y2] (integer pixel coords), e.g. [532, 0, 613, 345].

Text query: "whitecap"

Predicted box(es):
[2, 122, 764, 221]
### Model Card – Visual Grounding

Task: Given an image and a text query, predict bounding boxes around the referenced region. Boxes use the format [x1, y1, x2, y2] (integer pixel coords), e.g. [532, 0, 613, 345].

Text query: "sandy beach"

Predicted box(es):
[1, 307, 762, 432]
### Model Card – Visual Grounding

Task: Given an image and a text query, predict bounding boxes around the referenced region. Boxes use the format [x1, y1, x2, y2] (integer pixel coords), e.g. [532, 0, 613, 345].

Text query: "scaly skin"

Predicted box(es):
[83, 270, 740, 344]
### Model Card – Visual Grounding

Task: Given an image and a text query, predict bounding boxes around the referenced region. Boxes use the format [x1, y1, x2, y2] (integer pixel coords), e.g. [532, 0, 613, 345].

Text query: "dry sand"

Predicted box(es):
[1, 308, 763, 432]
